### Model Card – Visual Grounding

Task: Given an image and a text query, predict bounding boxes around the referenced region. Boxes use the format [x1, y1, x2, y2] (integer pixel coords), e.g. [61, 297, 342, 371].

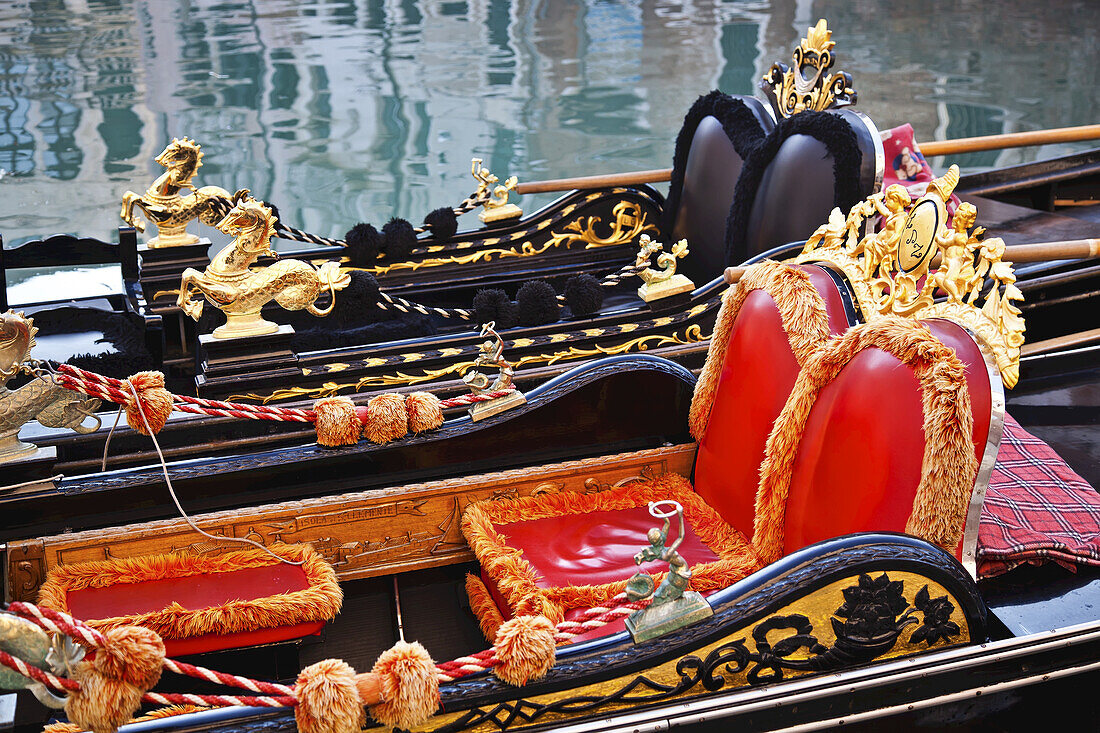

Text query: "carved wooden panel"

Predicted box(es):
[6, 444, 696, 601]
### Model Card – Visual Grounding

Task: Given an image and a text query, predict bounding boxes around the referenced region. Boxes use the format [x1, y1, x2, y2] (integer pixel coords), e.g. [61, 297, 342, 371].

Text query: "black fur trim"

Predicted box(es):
[563, 274, 603, 317]
[381, 218, 417, 260]
[472, 288, 519, 329]
[661, 90, 768, 239]
[516, 280, 560, 326]
[725, 110, 863, 265]
[345, 222, 382, 266]
[291, 313, 435, 352]
[30, 306, 156, 379]
[423, 207, 459, 240]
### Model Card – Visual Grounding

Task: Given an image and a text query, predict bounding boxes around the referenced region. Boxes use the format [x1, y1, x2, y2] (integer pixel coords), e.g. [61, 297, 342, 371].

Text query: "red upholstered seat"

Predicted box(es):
[463, 262, 852, 639]
[37, 544, 341, 657]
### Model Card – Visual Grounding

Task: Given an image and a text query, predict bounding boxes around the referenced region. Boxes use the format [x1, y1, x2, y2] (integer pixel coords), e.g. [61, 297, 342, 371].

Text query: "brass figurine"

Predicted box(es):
[797, 165, 1025, 387]
[635, 234, 695, 302]
[761, 19, 856, 119]
[177, 198, 351, 339]
[471, 158, 523, 223]
[121, 137, 250, 248]
[0, 311, 102, 464]
[623, 500, 714, 642]
[0, 611, 84, 708]
[461, 321, 527, 421]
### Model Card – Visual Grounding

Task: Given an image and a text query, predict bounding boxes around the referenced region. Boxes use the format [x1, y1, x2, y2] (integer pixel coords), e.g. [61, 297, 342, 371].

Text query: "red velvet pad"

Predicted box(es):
[781, 323, 992, 561]
[66, 565, 323, 657]
[694, 265, 851, 536]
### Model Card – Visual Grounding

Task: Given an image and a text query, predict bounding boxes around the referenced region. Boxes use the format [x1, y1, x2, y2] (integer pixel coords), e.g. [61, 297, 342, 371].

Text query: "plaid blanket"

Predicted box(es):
[978, 413, 1100, 578]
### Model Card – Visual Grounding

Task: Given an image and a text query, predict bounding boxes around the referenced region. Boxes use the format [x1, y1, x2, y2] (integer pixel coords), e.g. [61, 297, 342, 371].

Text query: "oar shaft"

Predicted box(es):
[514, 124, 1100, 195]
[920, 125, 1100, 157]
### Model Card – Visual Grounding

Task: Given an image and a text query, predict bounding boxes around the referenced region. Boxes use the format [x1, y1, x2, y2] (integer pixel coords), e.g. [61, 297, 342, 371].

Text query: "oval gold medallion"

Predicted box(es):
[897, 198, 941, 273]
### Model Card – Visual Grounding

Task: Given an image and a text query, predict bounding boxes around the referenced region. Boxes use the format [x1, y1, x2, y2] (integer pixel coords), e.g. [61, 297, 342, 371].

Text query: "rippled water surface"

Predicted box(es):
[1, 0, 1097, 248]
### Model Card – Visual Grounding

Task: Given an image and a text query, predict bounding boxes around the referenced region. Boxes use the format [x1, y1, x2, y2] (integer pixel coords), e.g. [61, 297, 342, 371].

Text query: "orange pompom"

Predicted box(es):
[363, 393, 407, 444]
[492, 615, 557, 686]
[368, 640, 439, 731]
[124, 372, 173, 435]
[405, 392, 444, 434]
[294, 659, 364, 733]
[313, 397, 362, 447]
[66, 626, 165, 733]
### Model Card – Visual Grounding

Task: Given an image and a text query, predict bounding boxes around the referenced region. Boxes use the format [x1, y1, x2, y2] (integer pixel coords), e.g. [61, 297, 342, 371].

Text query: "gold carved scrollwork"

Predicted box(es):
[760, 19, 856, 119]
[795, 165, 1025, 387]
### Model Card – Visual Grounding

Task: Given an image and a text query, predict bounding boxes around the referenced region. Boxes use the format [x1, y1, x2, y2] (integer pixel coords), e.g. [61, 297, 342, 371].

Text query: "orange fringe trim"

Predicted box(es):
[37, 544, 342, 640]
[43, 705, 211, 733]
[465, 574, 506, 640]
[462, 474, 762, 634]
[689, 262, 831, 441]
[752, 318, 978, 563]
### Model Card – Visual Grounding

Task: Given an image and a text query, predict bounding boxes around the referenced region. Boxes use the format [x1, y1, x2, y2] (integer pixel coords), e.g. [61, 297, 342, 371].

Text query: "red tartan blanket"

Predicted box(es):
[978, 413, 1100, 578]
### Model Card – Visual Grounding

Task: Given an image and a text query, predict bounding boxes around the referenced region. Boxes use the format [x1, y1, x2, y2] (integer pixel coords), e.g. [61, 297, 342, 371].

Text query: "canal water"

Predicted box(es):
[0, 0, 1097, 295]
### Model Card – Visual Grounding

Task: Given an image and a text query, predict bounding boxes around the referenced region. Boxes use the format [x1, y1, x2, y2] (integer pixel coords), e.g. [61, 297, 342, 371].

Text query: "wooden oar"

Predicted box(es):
[514, 124, 1100, 196]
[722, 238, 1100, 284]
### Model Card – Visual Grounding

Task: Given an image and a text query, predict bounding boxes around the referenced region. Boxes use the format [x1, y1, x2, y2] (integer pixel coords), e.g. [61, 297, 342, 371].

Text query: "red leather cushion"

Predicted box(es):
[66, 564, 320, 657]
[483, 505, 723, 642]
[694, 265, 850, 536]
[781, 323, 992, 560]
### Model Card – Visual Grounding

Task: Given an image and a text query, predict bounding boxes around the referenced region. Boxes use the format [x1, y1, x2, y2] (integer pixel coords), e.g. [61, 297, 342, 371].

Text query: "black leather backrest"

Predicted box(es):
[663, 92, 774, 285]
[730, 108, 883, 265]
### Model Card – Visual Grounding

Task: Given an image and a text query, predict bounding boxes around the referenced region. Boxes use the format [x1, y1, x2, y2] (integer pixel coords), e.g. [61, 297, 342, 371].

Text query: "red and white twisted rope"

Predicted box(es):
[54, 363, 513, 428]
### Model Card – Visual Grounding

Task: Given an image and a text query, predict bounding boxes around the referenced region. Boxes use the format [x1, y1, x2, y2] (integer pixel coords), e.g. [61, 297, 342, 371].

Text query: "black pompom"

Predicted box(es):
[345, 222, 382, 266]
[343, 270, 381, 306]
[381, 218, 417, 260]
[516, 280, 560, 326]
[563, 274, 603, 317]
[423, 207, 458, 240]
[472, 288, 519, 330]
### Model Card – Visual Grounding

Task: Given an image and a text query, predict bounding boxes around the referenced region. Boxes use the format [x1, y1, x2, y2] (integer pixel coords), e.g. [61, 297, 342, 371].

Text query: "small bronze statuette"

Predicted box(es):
[635, 234, 695, 302]
[177, 198, 351, 339]
[0, 311, 102, 465]
[461, 322, 527, 421]
[472, 158, 523, 224]
[121, 137, 250, 248]
[624, 500, 714, 642]
[760, 19, 856, 119]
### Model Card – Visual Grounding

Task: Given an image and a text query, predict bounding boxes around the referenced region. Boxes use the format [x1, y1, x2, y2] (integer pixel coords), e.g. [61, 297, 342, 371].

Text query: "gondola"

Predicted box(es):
[2, 165, 1100, 733]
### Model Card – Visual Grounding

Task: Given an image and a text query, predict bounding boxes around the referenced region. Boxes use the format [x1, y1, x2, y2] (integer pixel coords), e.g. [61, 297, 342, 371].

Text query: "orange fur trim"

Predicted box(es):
[124, 371, 173, 435]
[406, 392, 444, 433]
[313, 397, 362, 447]
[44, 706, 211, 733]
[689, 262, 831, 441]
[493, 615, 556, 686]
[67, 626, 165, 733]
[37, 544, 342, 640]
[462, 474, 762, 632]
[364, 393, 408, 444]
[465, 573, 505, 641]
[368, 641, 440, 731]
[295, 659, 364, 733]
[752, 317, 978, 563]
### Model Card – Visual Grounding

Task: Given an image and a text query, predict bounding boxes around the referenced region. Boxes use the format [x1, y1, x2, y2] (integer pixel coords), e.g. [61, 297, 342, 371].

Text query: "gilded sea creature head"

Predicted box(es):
[155, 137, 204, 178]
[215, 197, 278, 247]
[0, 310, 36, 381]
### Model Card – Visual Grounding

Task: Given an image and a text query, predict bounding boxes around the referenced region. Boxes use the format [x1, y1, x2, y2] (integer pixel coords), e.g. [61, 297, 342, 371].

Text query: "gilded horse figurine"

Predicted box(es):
[177, 198, 351, 339]
[121, 137, 249, 248]
[0, 311, 102, 464]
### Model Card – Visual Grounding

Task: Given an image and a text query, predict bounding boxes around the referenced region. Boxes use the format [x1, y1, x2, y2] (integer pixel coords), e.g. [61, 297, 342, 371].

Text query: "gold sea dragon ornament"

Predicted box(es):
[635, 234, 695, 302]
[0, 311, 102, 464]
[797, 165, 1026, 387]
[177, 198, 351, 339]
[121, 137, 250, 248]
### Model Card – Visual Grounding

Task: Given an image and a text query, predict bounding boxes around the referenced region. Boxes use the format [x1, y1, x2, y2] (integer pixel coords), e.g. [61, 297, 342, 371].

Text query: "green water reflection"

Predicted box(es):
[0, 0, 1097, 248]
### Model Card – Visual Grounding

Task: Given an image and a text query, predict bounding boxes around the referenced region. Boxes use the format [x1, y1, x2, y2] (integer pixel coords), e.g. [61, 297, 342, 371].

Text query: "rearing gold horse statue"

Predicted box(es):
[177, 198, 351, 339]
[121, 137, 249, 248]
